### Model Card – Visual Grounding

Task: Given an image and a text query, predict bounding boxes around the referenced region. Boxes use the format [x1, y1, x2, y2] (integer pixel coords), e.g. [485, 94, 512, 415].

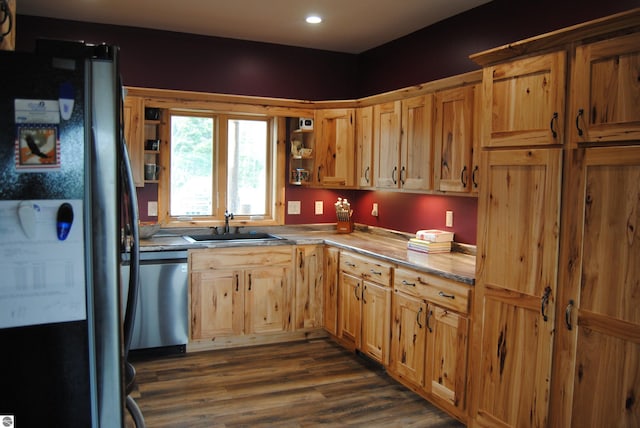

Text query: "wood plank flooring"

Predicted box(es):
[125, 338, 464, 427]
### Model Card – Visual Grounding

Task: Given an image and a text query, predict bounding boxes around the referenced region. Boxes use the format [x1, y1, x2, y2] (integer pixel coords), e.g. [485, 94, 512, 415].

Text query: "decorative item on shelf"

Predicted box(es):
[144, 107, 160, 120]
[144, 163, 160, 181]
[298, 117, 313, 130]
[145, 139, 160, 151]
[299, 147, 312, 158]
[291, 139, 302, 157]
[335, 197, 353, 234]
[291, 168, 309, 184]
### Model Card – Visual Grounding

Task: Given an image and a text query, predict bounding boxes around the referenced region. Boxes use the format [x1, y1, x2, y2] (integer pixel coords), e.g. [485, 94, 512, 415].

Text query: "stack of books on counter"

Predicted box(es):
[407, 229, 454, 254]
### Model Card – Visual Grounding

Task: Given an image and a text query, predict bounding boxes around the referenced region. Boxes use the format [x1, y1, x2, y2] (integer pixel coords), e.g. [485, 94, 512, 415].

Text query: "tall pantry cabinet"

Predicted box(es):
[468, 9, 640, 428]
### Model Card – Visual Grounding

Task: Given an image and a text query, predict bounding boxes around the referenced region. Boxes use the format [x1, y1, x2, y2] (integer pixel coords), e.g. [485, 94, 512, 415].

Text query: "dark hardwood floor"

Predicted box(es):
[125, 338, 465, 427]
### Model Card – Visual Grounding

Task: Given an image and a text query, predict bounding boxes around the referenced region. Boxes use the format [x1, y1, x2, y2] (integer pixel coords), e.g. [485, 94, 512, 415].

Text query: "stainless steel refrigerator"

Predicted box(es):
[0, 40, 142, 427]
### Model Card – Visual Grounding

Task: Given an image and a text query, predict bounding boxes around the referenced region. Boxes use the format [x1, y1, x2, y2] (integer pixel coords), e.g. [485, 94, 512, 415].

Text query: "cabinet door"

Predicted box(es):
[190, 269, 243, 340]
[123, 96, 144, 187]
[400, 94, 434, 190]
[314, 108, 355, 187]
[373, 101, 402, 188]
[244, 266, 291, 334]
[294, 245, 323, 330]
[425, 305, 469, 413]
[337, 271, 362, 348]
[571, 32, 640, 145]
[482, 51, 566, 148]
[361, 280, 391, 365]
[434, 85, 474, 192]
[323, 246, 340, 336]
[356, 106, 374, 188]
[390, 290, 426, 387]
[551, 147, 640, 427]
[470, 148, 562, 427]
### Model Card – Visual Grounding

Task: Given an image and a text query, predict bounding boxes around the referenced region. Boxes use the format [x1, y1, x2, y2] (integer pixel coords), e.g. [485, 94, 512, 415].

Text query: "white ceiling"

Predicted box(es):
[17, 0, 492, 53]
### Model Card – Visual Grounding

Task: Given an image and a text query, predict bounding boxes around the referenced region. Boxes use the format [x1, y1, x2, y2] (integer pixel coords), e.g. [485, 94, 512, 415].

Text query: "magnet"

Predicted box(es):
[59, 81, 75, 120]
[56, 202, 74, 241]
[18, 201, 41, 239]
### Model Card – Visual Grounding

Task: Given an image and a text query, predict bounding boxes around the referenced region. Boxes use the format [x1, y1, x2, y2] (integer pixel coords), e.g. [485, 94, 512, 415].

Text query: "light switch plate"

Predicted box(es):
[315, 201, 323, 215]
[445, 210, 453, 227]
[148, 201, 158, 216]
[288, 200, 301, 215]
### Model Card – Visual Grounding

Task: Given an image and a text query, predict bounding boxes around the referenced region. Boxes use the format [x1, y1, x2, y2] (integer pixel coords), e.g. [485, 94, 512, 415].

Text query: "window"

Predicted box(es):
[164, 111, 277, 225]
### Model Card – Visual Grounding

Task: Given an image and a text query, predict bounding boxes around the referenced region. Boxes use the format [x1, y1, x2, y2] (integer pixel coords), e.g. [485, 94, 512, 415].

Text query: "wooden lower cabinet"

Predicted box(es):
[336, 251, 392, 365]
[323, 246, 340, 336]
[189, 247, 293, 346]
[390, 267, 471, 422]
[293, 245, 323, 330]
[550, 147, 640, 427]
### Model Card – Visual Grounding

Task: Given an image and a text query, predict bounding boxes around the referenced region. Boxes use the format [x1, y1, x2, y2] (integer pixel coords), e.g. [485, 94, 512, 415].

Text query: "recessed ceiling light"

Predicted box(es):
[306, 15, 322, 24]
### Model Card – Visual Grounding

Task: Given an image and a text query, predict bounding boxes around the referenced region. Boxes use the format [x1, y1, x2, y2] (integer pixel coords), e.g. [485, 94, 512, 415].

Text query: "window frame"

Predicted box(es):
[158, 109, 285, 228]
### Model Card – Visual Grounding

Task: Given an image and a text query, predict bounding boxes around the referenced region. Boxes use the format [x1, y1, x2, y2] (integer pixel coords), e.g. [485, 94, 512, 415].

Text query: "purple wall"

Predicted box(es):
[15, 17, 359, 101]
[357, 0, 640, 96]
[15, 2, 639, 244]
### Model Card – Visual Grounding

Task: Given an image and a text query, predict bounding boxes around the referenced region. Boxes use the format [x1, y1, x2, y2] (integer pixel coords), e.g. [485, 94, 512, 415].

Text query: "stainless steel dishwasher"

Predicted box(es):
[121, 250, 188, 352]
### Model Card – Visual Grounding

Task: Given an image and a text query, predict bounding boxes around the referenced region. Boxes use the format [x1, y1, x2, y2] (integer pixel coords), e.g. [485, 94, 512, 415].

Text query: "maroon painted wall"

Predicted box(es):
[357, 0, 640, 96]
[14, 17, 359, 101]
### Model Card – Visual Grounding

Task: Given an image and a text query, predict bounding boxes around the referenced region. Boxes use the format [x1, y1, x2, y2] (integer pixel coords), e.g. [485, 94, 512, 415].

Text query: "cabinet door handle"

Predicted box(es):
[370, 269, 382, 276]
[550, 112, 559, 138]
[565, 299, 574, 331]
[392, 166, 397, 184]
[460, 165, 468, 187]
[426, 308, 433, 333]
[355, 283, 360, 300]
[400, 166, 406, 185]
[472, 165, 479, 189]
[541, 286, 552, 322]
[248, 273, 252, 291]
[362, 285, 367, 304]
[576, 108, 584, 136]
[364, 166, 370, 183]
[416, 307, 423, 328]
[401, 279, 416, 287]
[235, 273, 239, 292]
[317, 166, 322, 182]
[438, 291, 455, 299]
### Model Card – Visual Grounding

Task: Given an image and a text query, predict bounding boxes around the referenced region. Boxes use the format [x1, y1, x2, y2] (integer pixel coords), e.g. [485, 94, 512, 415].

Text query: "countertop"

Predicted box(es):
[138, 225, 476, 285]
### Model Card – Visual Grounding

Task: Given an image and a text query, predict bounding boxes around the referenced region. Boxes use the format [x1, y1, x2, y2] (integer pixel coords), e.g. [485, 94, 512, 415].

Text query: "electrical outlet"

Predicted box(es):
[315, 201, 323, 215]
[288, 201, 301, 215]
[148, 201, 158, 216]
[371, 203, 379, 217]
[446, 210, 453, 228]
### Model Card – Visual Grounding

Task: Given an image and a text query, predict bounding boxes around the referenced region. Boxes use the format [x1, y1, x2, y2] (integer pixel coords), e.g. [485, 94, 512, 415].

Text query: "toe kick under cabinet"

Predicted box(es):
[389, 266, 472, 423]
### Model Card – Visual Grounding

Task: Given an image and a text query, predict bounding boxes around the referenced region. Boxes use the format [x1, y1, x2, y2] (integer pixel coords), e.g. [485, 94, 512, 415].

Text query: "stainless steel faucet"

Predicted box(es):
[224, 210, 234, 234]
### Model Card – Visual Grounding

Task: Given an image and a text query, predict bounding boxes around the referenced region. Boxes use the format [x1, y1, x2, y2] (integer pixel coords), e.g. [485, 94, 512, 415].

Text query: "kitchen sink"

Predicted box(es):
[183, 232, 283, 242]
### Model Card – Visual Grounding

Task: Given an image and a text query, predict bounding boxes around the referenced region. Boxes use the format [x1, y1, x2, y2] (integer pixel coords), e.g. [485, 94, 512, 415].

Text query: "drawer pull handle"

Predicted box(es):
[438, 291, 455, 299]
[416, 307, 423, 328]
[426, 309, 433, 333]
[345, 261, 356, 268]
[402, 280, 416, 287]
[370, 269, 382, 275]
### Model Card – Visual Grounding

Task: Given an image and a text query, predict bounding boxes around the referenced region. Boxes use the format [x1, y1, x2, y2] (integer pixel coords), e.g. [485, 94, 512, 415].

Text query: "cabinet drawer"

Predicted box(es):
[340, 251, 392, 286]
[190, 246, 293, 271]
[394, 267, 470, 314]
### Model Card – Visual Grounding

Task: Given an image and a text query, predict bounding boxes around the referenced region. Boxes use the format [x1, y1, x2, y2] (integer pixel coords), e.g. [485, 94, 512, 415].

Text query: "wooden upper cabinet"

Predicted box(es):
[373, 101, 402, 188]
[434, 85, 474, 192]
[123, 96, 145, 187]
[314, 108, 356, 187]
[482, 51, 566, 148]
[571, 32, 640, 146]
[401, 94, 434, 191]
[356, 106, 374, 188]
